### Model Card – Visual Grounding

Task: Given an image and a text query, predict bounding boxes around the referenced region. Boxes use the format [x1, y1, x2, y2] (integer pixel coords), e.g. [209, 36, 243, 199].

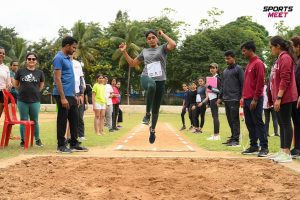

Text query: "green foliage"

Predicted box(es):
[0, 113, 141, 159]
[198, 7, 224, 31]
[173, 15, 270, 88]
[4, 8, 299, 99]
[28, 39, 59, 89]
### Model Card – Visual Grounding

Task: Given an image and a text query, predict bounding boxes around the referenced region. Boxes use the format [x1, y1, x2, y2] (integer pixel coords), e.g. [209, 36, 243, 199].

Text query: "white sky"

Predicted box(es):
[1, 0, 299, 42]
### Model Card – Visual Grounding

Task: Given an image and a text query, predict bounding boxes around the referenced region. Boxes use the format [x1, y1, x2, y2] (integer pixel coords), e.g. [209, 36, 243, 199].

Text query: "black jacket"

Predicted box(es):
[219, 64, 244, 101]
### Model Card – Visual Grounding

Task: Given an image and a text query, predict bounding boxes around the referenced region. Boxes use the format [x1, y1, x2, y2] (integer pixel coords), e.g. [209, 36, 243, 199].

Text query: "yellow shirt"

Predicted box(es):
[92, 83, 106, 105]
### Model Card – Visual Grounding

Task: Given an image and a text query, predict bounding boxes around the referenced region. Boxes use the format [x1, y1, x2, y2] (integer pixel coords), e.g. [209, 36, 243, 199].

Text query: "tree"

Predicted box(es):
[71, 21, 101, 67]
[28, 38, 58, 88]
[7, 38, 27, 63]
[173, 15, 270, 88]
[0, 26, 19, 63]
[274, 20, 289, 38]
[198, 7, 224, 32]
[111, 24, 142, 105]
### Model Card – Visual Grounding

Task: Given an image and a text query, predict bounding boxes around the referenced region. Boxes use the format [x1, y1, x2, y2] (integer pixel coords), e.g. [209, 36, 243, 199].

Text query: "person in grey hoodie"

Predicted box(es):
[218, 50, 244, 146]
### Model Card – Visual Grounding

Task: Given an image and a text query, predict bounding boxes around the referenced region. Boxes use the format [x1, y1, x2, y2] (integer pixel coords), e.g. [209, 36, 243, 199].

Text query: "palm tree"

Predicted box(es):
[71, 20, 100, 67]
[7, 38, 27, 63]
[111, 25, 141, 105]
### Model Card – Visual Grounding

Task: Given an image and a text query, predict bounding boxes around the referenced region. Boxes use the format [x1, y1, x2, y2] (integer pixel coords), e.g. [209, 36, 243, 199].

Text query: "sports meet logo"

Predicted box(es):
[263, 6, 293, 18]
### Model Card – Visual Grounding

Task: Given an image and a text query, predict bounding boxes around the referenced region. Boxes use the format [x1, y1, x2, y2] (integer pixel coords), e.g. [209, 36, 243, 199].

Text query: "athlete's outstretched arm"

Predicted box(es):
[119, 43, 141, 67]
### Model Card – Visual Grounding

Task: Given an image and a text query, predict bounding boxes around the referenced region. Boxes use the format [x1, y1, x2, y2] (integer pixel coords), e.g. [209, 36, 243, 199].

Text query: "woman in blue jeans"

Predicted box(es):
[14, 52, 45, 147]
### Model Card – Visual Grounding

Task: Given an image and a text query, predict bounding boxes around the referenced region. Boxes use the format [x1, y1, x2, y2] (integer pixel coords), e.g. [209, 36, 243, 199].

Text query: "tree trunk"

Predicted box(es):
[127, 66, 131, 105]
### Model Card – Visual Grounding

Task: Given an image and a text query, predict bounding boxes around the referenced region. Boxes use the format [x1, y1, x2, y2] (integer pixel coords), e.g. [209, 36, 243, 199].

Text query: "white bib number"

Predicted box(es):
[147, 61, 162, 78]
[196, 94, 202, 103]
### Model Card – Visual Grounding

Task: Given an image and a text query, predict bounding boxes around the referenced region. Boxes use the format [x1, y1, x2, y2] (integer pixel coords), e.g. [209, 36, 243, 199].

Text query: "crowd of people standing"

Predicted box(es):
[1, 32, 300, 162]
[180, 36, 300, 163]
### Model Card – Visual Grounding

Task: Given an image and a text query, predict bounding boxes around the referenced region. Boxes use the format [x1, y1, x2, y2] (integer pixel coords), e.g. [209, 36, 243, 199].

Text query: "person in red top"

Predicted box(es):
[269, 36, 298, 163]
[111, 78, 120, 131]
[240, 41, 269, 157]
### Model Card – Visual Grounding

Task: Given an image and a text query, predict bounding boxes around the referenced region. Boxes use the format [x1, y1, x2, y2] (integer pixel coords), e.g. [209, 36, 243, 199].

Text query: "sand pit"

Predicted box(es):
[0, 156, 299, 200]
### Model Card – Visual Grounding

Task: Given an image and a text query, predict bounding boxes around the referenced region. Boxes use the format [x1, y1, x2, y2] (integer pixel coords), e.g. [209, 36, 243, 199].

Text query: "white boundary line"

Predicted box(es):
[166, 123, 195, 152]
[115, 123, 195, 152]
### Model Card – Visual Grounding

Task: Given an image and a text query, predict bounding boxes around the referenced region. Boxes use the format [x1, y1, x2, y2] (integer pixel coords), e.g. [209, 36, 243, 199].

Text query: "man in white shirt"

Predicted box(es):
[104, 76, 114, 132]
[71, 54, 86, 141]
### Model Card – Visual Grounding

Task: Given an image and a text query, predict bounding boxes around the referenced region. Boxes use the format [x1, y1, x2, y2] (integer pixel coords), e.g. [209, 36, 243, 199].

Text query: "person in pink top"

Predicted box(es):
[111, 78, 120, 131]
[269, 36, 298, 163]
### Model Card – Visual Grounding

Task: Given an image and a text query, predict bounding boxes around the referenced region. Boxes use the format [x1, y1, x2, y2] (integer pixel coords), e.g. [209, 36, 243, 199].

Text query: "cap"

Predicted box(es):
[209, 63, 218, 68]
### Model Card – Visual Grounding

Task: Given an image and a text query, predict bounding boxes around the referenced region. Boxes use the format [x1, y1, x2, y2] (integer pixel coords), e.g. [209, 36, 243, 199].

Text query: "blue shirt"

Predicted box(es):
[183, 90, 189, 106]
[52, 51, 75, 96]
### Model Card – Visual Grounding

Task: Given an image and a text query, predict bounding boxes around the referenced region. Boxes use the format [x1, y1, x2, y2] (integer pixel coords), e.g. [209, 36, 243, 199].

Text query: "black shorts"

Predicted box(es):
[0, 91, 4, 103]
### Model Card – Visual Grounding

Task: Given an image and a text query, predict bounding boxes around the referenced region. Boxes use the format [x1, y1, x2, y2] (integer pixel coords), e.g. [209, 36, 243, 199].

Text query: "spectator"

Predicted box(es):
[92, 74, 106, 135]
[206, 63, 221, 141]
[240, 41, 269, 157]
[104, 76, 114, 132]
[263, 78, 278, 137]
[52, 36, 88, 153]
[269, 36, 298, 163]
[116, 81, 123, 128]
[111, 78, 120, 131]
[179, 83, 189, 131]
[0, 46, 12, 117]
[71, 53, 86, 141]
[188, 82, 197, 132]
[14, 52, 44, 147]
[290, 36, 300, 158]
[9, 60, 20, 140]
[9, 60, 19, 102]
[193, 77, 208, 133]
[218, 50, 244, 146]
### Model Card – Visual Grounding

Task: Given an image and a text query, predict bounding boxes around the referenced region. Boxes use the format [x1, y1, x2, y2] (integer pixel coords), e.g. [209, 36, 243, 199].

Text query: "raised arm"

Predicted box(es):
[158, 30, 176, 51]
[119, 43, 141, 67]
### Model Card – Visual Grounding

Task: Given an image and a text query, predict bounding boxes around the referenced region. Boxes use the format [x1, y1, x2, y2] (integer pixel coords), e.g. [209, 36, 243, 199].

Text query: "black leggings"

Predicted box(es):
[140, 76, 165, 129]
[210, 99, 220, 134]
[112, 103, 119, 129]
[181, 105, 187, 126]
[188, 105, 194, 126]
[291, 101, 300, 149]
[192, 104, 206, 128]
[276, 102, 294, 149]
[264, 107, 278, 135]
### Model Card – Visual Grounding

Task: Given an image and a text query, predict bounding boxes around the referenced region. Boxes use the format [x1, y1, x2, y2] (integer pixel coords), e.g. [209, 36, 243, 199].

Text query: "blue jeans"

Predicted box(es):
[243, 97, 268, 149]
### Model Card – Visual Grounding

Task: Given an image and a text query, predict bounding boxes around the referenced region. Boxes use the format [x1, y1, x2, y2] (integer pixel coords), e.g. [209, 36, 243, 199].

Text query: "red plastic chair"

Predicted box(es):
[0, 89, 35, 149]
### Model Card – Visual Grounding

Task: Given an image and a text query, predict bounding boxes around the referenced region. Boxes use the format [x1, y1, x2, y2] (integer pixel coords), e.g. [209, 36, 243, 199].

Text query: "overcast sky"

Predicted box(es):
[1, 0, 299, 42]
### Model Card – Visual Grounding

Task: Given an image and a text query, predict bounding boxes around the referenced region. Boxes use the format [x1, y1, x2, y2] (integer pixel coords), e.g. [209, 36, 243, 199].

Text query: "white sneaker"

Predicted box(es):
[268, 151, 283, 160]
[207, 135, 221, 141]
[273, 152, 292, 163]
[78, 137, 87, 141]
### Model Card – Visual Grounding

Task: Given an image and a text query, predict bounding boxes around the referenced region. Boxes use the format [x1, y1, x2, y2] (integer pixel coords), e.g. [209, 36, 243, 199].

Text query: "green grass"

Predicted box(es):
[165, 113, 281, 154]
[0, 111, 282, 160]
[0, 112, 141, 159]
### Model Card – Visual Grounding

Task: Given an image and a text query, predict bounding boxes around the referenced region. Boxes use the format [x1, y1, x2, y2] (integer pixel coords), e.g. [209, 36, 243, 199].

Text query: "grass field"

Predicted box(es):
[0, 111, 281, 159]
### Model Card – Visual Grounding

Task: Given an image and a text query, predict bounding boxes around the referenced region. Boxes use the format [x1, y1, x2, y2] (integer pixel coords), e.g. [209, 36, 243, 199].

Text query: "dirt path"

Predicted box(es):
[1, 123, 300, 199]
[1, 122, 300, 171]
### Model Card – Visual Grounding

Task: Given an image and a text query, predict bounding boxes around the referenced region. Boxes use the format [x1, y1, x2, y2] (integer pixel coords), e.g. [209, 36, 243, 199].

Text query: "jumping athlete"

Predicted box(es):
[119, 29, 176, 144]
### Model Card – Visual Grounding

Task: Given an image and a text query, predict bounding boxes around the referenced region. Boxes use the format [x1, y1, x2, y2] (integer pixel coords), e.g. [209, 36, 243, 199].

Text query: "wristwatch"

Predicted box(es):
[276, 96, 283, 100]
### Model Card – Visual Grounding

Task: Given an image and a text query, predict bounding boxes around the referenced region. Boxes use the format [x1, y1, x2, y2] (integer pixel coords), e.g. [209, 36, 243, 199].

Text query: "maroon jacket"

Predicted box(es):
[242, 56, 265, 100]
[271, 51, 298, 104]
[295, 56, 300, 97]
